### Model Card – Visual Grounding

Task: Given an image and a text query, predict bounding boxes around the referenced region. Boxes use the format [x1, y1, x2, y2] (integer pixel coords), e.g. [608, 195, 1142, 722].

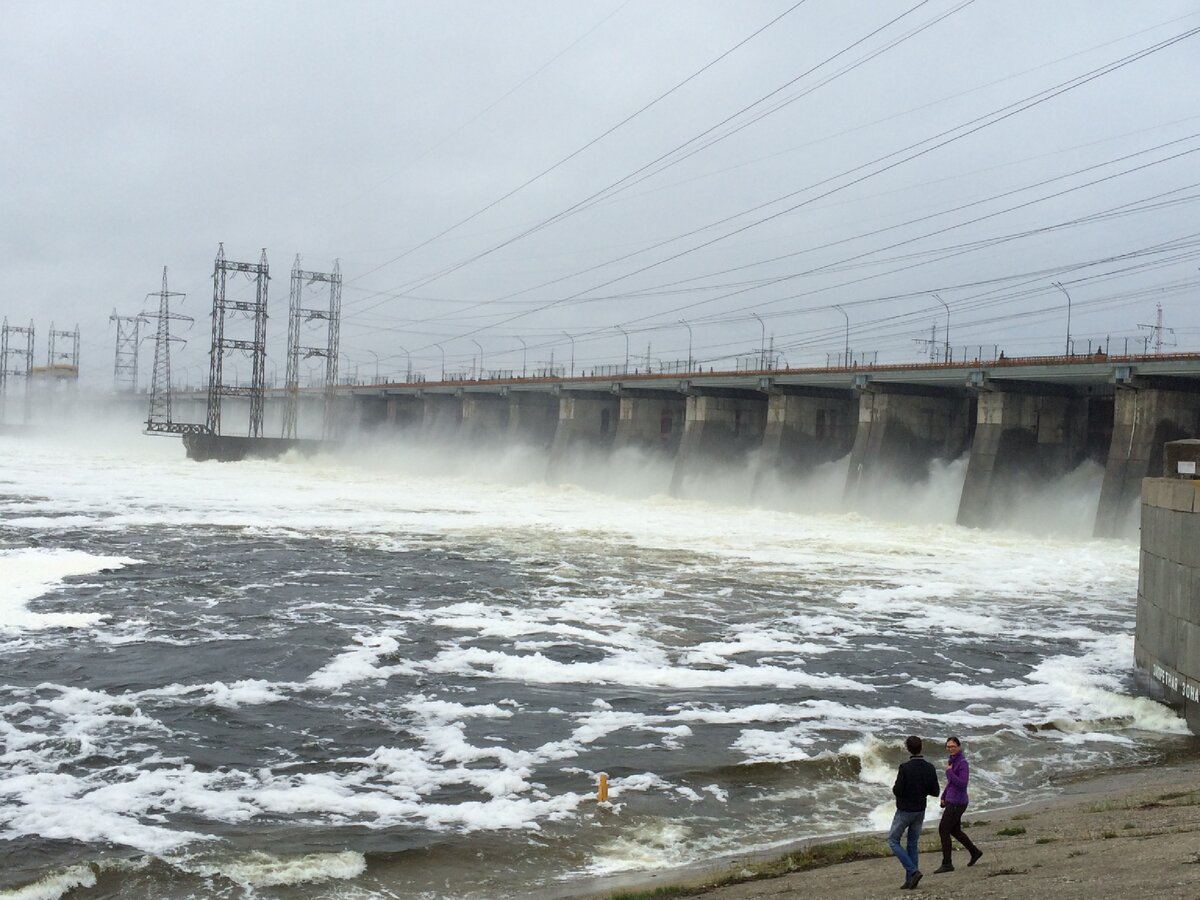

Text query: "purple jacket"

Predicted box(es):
[942, 753, 970, 805]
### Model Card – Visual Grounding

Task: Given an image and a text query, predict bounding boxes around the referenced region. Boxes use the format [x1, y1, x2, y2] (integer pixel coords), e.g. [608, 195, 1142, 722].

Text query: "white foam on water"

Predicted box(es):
[0, 768, 211, 853]
[145, 679, 289, 709]
[425, 645, 873, 692]
[0, 865, 95, 900]
[585, 819, 695, 875]
[0, 549, 135, 632]
[917, 633, 1190, 739]
[304, 631, 416, 691]
[180, 849, 367, 888]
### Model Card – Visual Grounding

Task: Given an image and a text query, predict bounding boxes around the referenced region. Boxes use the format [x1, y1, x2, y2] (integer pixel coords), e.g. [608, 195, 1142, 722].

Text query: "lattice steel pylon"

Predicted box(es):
[110, 310, 149, 392]
[207, 244, 269, 437]
[45, 322, 81, 389]
[282, 255, 342, 439]
[47, 323, 80, 368]
[145, 267, 196, 435]
[0, 318, 35, 424]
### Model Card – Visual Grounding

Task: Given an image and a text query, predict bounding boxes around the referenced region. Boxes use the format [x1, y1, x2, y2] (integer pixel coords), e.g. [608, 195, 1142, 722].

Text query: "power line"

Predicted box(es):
[346, 0, 811, 288]
[344, 0, 956, 316]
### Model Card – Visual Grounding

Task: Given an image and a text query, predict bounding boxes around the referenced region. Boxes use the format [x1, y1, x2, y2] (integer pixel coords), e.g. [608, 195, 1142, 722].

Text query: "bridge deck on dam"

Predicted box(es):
[337, 351, 1200, 397]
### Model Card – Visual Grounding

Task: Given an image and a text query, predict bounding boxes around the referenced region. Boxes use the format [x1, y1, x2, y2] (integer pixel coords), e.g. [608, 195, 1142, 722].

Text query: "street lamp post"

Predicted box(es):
[398, 345, 412, 382]
[367, 349, 379, 383]
[833, 305, 850, 367]
[1052, 282, 1072, 357]
[517, 337, 527, 378]
[563, 332, 575, 377]
[679, 319, 693, 372]
[436, 344, 445, 381]
[471, 339, 483, 379]
[932, 293, 950, 363]
[750, 313, 765, 369]
[616, 325, 629, 374]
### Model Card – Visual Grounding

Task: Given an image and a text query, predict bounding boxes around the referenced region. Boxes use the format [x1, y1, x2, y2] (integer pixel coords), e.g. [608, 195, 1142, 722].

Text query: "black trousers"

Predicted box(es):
[939, 802, 979, 863]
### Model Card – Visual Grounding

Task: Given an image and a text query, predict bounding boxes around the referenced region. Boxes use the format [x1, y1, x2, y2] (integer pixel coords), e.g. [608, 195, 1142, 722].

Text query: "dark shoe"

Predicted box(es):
[909, 870, 922, 889]
[933, 863, 954, 873]
[968, 849, 983, 867]
[901, 871, 915, 889]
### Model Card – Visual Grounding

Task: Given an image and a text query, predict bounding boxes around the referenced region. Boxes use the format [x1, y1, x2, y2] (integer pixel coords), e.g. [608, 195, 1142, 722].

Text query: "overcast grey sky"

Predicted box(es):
[3, 0, 1199, 387]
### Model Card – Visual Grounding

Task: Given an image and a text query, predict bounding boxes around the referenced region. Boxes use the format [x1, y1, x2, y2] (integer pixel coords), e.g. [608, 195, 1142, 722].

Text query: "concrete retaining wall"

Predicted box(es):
[1135, 447, 1200, 733]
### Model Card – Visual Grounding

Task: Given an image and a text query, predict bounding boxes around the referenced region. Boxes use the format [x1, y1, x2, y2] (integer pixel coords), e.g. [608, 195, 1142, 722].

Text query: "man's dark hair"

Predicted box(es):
[905, 735, 922, 755]
[946, 735, 961, 748]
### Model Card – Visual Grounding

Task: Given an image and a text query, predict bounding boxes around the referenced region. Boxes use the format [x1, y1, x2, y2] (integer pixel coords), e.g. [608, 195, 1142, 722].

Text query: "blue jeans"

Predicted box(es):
[888, 809, 925, 876]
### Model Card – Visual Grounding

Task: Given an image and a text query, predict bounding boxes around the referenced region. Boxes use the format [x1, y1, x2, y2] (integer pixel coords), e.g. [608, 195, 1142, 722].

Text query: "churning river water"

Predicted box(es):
[0, 419, 1190, 899]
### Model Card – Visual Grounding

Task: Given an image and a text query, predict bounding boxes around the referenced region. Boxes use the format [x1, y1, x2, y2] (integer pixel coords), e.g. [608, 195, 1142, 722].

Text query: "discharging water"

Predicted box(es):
[0, 420, 1187, 899]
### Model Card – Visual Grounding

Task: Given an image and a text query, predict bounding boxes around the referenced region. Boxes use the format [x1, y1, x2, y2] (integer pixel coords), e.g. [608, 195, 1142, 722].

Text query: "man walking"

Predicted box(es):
[888, 735, 940, 890]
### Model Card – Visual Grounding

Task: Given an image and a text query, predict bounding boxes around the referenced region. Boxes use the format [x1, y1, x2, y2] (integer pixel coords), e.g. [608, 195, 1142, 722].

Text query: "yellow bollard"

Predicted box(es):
[597, 772, 609, 803]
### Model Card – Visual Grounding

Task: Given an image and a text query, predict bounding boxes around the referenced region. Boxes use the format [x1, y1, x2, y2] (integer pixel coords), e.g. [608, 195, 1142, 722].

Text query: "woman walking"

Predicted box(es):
[934, 735, 982, 873]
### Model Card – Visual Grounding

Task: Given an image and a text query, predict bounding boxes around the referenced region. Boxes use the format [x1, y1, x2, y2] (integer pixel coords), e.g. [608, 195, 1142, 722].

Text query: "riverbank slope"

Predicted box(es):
[582, 755, 1200, 900]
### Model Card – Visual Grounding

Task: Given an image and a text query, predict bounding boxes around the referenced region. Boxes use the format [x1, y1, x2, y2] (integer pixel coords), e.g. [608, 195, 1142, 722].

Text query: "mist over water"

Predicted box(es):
[0, 408, 1186, 899]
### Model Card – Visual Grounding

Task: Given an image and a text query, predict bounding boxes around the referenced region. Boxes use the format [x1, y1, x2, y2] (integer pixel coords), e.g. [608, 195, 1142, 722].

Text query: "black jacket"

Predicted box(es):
[893, 755, 940, 812]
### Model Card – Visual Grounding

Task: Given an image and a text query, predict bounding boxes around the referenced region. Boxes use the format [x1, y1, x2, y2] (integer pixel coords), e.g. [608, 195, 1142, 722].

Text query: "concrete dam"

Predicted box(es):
[167, 351, 1200, 540]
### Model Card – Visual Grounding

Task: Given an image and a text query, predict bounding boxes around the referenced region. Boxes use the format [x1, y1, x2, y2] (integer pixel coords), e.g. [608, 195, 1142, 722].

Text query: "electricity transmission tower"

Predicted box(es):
[144, 267, 198, 435]
[0, 319, 35, 423]
[207, 244, 269, 437]
[282, 256, 342, 439]
[110, 310, 149, 392]
[914, 322, 940, 362]
[1137, 303, 1176, 354]
[47, 323, 80, 369]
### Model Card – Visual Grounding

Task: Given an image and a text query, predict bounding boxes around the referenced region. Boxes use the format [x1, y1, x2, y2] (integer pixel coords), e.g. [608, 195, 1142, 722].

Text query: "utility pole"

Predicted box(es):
[209, 244, 270, 437]
[0, 318, 35, 424]
[1052, 282, 1071, 357]
[679, 319, 693, 372]
[914, 323, 939, 363]
[1138, 302, 1175, 355]
[145, 267, 192, 434]
[397, 345, 412, 383]
[283, 255, 341, 440]
[834, 305, 849, 367]
[751, 313, 765, 369]
[110, 310, 148, 392]
[47, 323, 80, 371]
[932, 293, 949, 362]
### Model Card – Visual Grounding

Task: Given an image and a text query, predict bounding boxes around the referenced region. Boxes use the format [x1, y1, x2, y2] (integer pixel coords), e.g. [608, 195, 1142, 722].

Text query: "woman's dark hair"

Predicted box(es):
[905, 735, 922, 755]
[946, 736, 962, 747]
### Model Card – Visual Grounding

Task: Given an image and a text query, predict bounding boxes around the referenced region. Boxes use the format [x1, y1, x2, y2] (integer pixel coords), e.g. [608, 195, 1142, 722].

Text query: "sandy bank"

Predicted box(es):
[561, 753, 1200, 899]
